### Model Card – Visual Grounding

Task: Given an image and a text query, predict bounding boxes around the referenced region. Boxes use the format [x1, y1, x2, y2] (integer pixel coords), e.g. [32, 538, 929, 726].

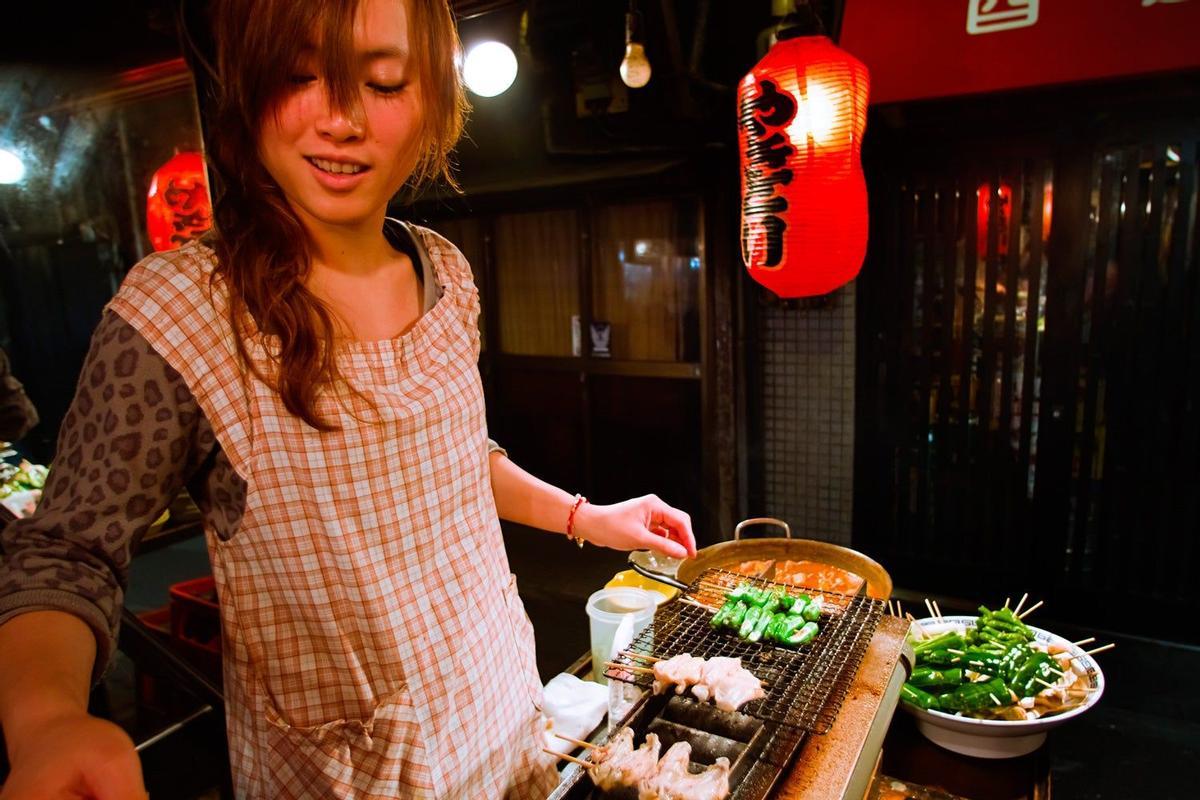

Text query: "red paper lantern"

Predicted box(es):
[146, 151, 212, 252]
[977, 182, 1013, 258]
[738, 34, 869, 298]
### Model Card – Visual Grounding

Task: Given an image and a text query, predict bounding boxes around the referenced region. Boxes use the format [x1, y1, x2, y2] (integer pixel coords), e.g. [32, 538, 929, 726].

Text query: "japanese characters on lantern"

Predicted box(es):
[738, 35, 870, 298]
[146, 151, 212, 253]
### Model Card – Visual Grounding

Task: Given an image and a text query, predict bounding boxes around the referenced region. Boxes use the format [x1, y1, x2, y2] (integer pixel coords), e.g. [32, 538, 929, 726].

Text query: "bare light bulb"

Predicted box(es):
[463, 41, 518, 97]
[620, 42, 651, 88]
[0, 148, 25, 185]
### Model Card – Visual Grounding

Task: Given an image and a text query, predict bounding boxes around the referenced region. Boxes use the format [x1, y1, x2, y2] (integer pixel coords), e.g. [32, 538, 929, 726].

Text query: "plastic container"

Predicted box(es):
[585, 587, 656, 684]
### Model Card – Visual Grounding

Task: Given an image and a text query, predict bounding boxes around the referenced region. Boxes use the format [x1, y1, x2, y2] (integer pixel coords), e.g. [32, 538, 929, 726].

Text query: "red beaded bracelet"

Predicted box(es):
[567, 494, 588, 548]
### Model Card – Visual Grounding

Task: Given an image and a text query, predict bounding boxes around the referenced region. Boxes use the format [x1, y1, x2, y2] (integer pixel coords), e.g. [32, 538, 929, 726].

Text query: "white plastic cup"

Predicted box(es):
[586, 587, 656, 684]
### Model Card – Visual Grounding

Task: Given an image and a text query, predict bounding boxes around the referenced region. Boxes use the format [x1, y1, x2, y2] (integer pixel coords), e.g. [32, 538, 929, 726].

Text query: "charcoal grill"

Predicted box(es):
[548, 568, 888, 800]
[606, 568, 884, 733]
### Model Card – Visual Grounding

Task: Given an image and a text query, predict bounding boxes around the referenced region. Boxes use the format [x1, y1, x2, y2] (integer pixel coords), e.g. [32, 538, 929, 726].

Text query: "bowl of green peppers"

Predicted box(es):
[899, 613, 1106, 759]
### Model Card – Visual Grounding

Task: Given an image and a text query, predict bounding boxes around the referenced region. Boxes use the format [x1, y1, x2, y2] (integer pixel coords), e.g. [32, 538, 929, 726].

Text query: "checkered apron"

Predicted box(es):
[109, 226, 559, 799]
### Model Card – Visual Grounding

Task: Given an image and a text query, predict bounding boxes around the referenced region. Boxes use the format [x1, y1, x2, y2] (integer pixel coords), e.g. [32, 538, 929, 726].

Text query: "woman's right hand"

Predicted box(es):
[1, 711, 146, 800]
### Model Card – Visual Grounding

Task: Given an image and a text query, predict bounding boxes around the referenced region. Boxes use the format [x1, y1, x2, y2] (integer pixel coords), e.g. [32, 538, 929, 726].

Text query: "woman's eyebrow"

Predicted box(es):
[360, 46, 408, 63]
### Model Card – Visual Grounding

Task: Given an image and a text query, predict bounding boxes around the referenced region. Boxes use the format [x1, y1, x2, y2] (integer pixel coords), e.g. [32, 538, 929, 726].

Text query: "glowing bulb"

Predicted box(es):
[463, 41, 517, 97]
[620, 42, 652, 88]
[786, 79, 836, 145]
[0, 148, 25, 184]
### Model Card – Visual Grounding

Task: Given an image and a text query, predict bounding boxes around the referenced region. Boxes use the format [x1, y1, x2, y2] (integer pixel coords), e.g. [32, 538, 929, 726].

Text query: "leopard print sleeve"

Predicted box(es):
[0, 309, 218, 682]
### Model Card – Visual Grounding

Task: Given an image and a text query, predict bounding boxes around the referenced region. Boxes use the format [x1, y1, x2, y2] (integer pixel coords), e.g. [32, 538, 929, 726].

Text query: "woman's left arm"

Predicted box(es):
[488, 450, 697, 560]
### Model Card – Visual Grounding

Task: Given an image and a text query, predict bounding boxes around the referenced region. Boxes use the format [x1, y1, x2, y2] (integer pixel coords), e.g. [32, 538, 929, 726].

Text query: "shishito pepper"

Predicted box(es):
[748, 608, 774, 642]
[901, 682, 940, 710]
[739, 605, 764, 638]
[760, 591, 784, 616]
[962, 648, 1005, 676]
[800, 596, 823, 622]
[917, 648, 962, 668]
[785, 620, 820, 646]
[913, 632, 964, 655]
[711, 598, 738, 629]
[778, 594, 796, 612]
[778, 615, 808, 641]
[764, 612, 789, 642]
[728, 583, 755, 602]
[909, 666, 964, 689]
[726, 601, 750, 631]
[938, 677, 1010, 713]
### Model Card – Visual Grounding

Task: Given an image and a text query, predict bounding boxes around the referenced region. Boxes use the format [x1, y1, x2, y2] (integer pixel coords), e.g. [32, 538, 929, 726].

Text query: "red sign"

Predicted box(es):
[840, 0, 1200, 105]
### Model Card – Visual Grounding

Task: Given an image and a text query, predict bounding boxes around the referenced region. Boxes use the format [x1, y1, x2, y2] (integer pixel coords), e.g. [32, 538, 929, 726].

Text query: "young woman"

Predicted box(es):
[0, 0, 696, 797]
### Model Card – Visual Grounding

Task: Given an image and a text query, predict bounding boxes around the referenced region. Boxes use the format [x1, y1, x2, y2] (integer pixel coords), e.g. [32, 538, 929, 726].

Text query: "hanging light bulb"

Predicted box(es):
[619, 2, 651, 89]
[463, 40, 518, 97]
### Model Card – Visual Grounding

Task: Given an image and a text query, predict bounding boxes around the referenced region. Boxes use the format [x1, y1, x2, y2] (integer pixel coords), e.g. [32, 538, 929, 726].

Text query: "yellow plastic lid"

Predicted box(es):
[604, 569, 678, 604]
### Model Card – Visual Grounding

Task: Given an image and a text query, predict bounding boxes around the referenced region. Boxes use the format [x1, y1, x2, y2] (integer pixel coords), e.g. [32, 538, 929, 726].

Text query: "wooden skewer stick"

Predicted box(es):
[553, 734, 598, 750]
[680, 597, 719, 612]
[1072, 637, 1096, 647]
[1013, 592, 1029, 616]
[1035, 677, 1057, 689]
[605, 661, 655, 675]
[931, 600, 944, 623]
[887, 599, 895, 616]
[897, 601, 904, 618]
[1018, 600, 1044, 619]
[1003, 597, 1011, 610]
[543, 748, 592, 768]
[924, 598, 937, 621]
[1070, 643, 1116, 661]
[620, 650, 661, 662]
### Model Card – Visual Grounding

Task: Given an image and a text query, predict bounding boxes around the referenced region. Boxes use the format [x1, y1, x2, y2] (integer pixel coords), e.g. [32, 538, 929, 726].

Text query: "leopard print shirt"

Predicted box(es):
[0, 310, 246, 681]
[0, 226, 504, 682]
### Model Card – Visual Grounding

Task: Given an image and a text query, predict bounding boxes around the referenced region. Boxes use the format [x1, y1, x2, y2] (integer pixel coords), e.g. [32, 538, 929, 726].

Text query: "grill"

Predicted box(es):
[606, 568, 884, 733]
[546, 690, 808, 800]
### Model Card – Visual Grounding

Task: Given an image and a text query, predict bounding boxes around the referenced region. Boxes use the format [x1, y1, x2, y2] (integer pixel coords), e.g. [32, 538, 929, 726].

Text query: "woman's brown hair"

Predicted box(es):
[204, 0, 467, 430]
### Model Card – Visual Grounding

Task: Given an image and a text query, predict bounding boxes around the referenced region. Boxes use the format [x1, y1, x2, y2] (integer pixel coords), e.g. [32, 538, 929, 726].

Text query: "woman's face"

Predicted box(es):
[258, 0, 424, 231]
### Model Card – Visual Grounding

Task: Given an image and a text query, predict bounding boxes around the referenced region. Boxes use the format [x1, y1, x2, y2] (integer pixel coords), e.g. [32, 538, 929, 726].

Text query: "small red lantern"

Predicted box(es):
[977, 182, 1013, 258]
[738, 32, 869, 298]
[146, 151, 212, 252]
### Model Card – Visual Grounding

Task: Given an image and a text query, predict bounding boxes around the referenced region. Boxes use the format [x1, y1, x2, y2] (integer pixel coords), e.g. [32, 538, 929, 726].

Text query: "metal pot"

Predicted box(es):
[630, 517, 893, 599]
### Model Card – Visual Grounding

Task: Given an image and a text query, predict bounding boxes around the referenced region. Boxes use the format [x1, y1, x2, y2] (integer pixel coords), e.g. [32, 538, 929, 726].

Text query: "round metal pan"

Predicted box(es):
[632, 517, 893, 599]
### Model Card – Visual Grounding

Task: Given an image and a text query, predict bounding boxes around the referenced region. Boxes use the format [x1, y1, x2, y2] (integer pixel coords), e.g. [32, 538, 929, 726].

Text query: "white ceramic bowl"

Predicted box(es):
[900, 616, 1105, 759]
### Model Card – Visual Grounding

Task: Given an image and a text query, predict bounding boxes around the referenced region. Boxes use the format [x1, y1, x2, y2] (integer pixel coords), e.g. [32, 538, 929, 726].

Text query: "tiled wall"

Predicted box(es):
[758, 283, 856, 545]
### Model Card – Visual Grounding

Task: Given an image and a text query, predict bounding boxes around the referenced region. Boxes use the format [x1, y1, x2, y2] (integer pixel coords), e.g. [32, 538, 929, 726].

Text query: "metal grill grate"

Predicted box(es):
[605, 568, 884, 733]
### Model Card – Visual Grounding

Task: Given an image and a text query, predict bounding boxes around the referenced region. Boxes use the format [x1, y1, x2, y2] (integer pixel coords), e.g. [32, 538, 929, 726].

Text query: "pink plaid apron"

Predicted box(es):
[110, 226, 559, 798]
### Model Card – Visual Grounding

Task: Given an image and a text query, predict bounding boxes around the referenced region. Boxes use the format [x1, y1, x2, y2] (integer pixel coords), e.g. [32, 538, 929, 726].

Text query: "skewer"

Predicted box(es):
[988, 692, 1003, 706]
[906, 612, 925, 639]
[1003, 597, 1011, 610]
[924, 598, 937, 621]
[1072, 636, 1096, 647]
[887, 599, 895, 616]
[1035, 677, 1057, 689]
[680, 597, 721, 613]
[553, 734, 598, 750]
[543, 748, 592, 768]
[947, 648, 966, 655]
[605, 661, 655, 675]
[1069, 643, 1115, 661]
[931, 600, 944, 623]
[620, 650, 661, 663]
[1017, 600, 1044, 619]
[897, 601, 904, 618]
[1013, 592, 1029, 616]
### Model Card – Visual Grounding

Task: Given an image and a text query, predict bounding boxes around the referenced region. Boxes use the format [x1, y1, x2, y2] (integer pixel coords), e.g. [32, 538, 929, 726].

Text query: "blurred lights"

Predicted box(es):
[462, 41, 517, 97]
[0, 148, 26, 184]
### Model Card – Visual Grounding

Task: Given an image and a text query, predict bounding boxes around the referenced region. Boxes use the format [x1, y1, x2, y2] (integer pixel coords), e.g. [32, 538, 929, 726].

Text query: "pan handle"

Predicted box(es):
[734, 517, 792, 541]
[629, 560, 690, 592]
